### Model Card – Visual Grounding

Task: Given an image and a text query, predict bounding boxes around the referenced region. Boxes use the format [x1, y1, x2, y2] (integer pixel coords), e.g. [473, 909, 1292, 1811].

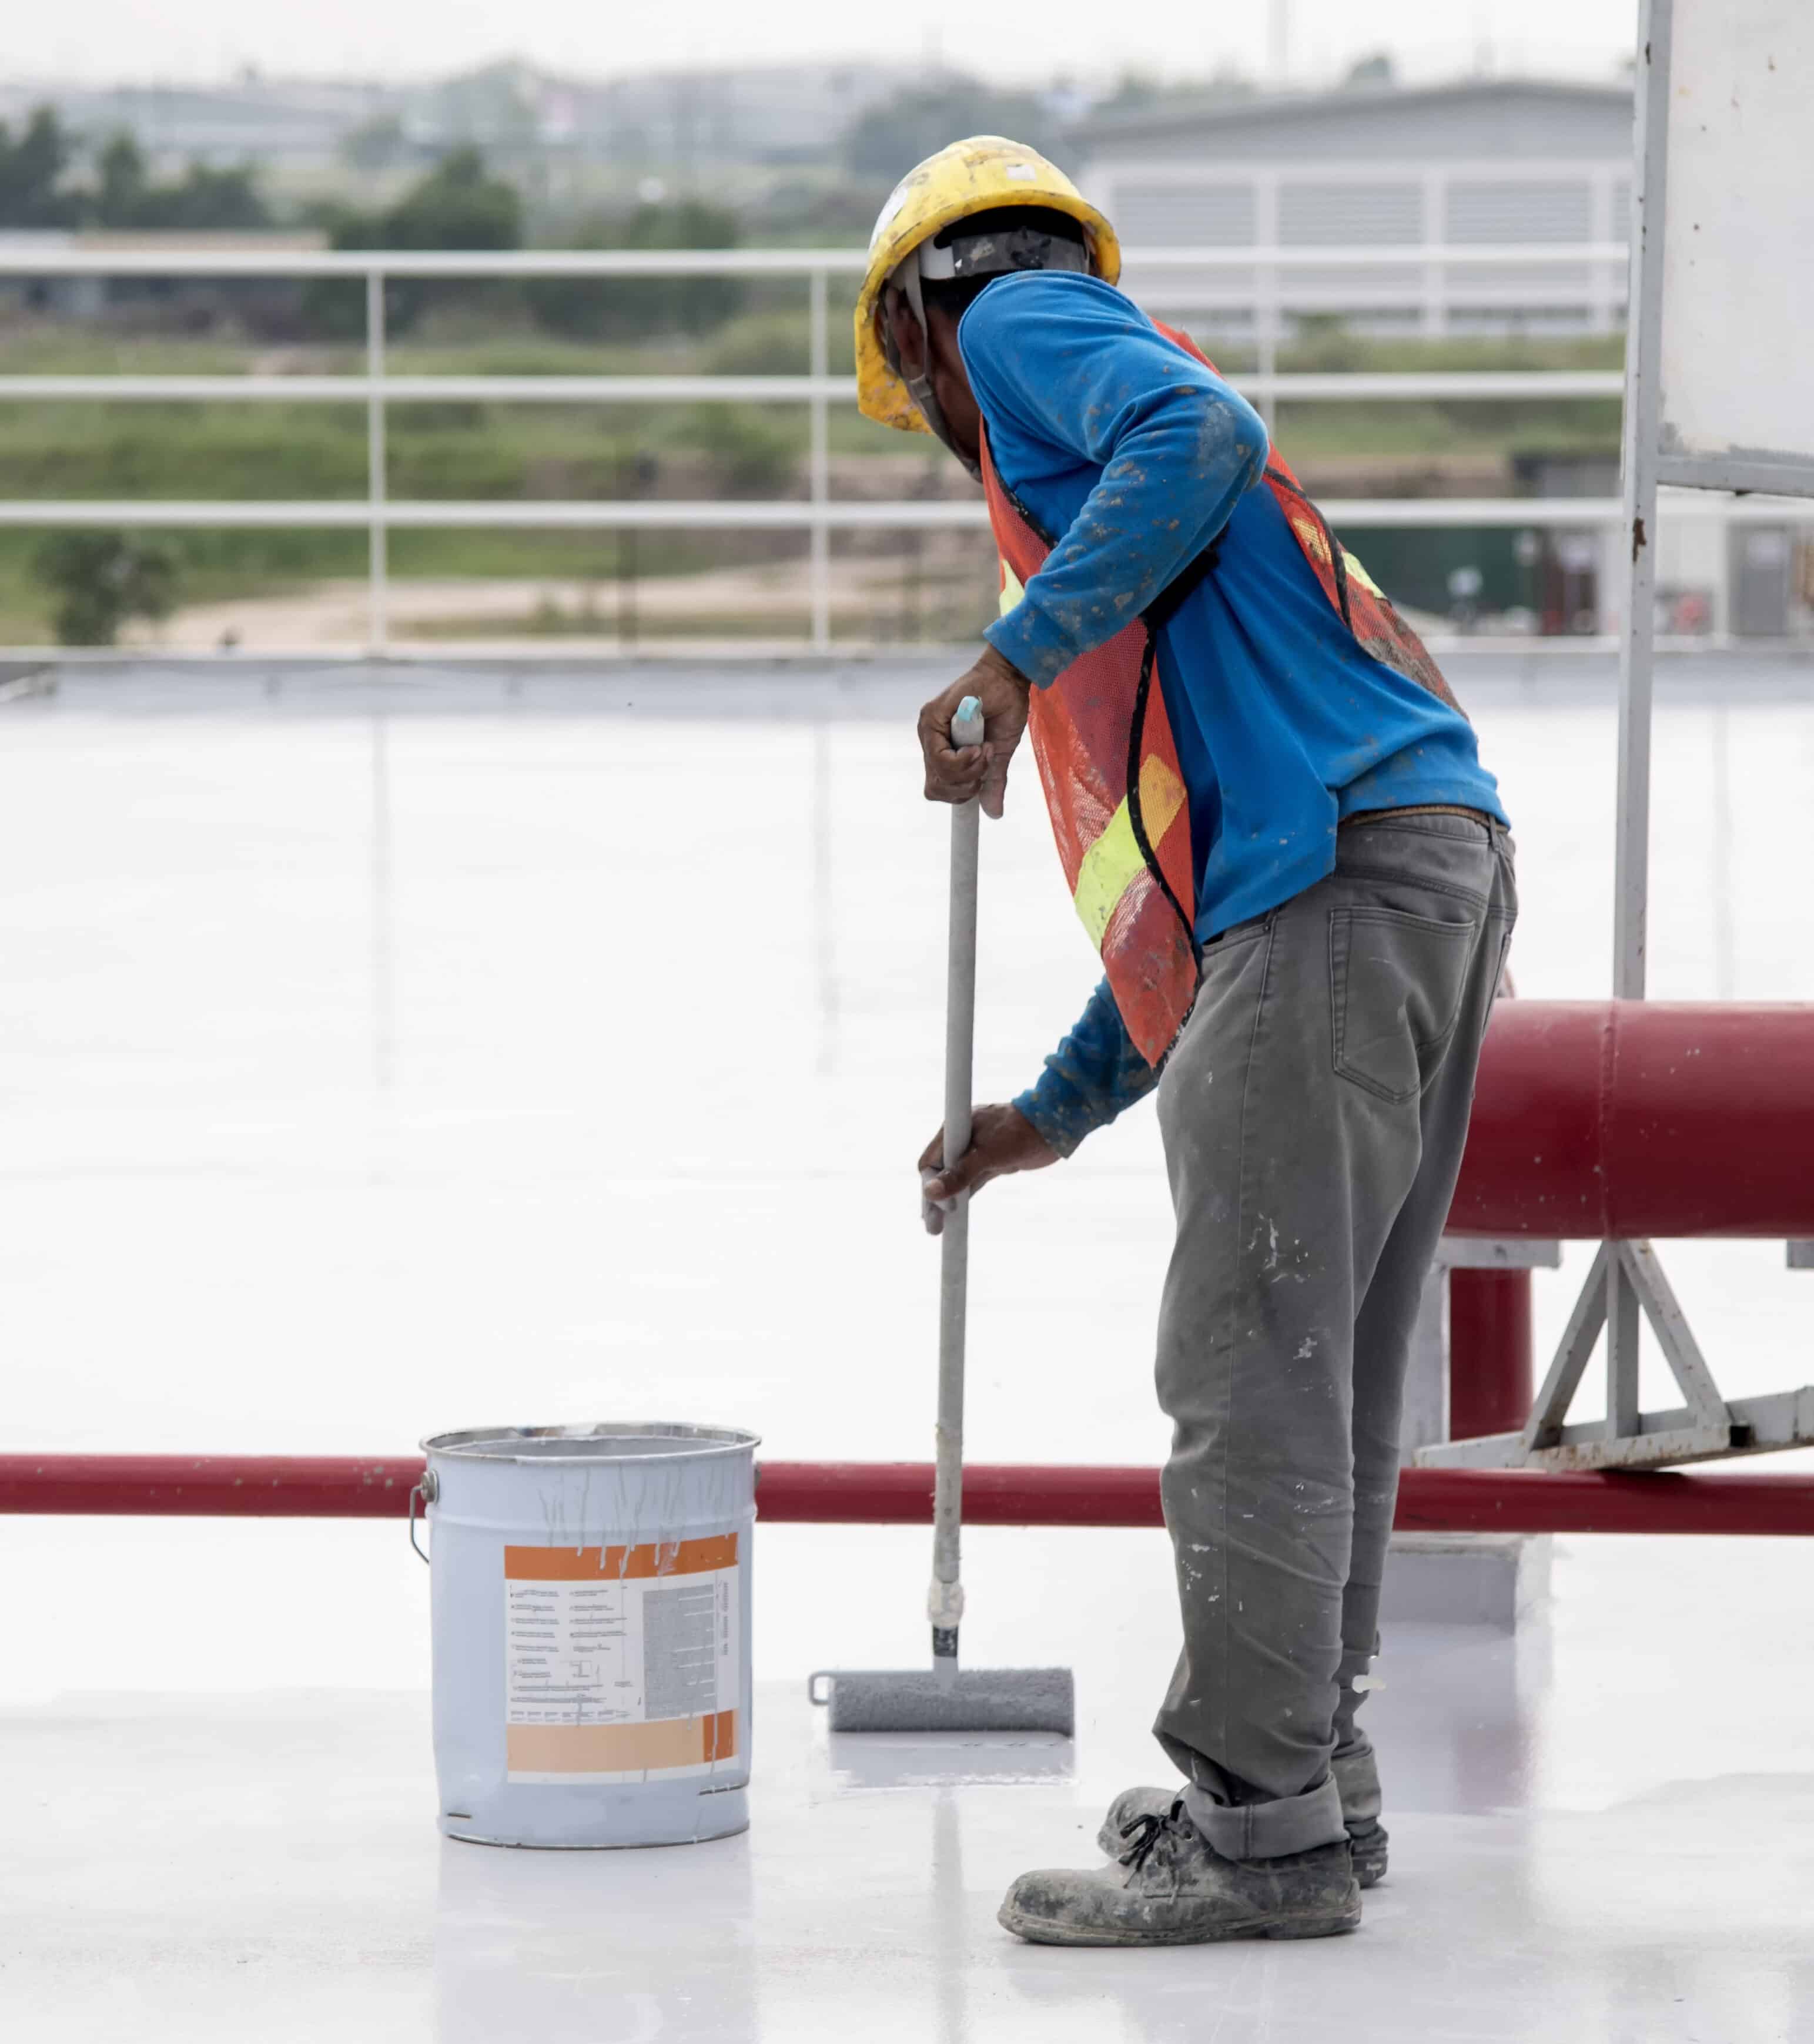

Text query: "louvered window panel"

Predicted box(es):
[1611, 182, 1632, 240]
[1277, 182, 1422, 246]
[1113, 183, 1257, 247]
[1445, 180, 1593, 243]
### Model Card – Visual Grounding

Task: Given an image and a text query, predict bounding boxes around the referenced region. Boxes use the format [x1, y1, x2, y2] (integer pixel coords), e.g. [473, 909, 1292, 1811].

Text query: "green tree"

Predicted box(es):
[32, 532, 179, 646]
[0, 105, 80, 227]
[1344, 52, 1397, 88]
[526, 199, 745, 341]
[95, 132, 149, 224]
[1090, 74, 1163, 119]
[332, 145, 522, 252]
[94, 130, 269, 230]
[156, 162, 270, 230]
[339, 115, 411, 173]
[323, 146, 523, 334]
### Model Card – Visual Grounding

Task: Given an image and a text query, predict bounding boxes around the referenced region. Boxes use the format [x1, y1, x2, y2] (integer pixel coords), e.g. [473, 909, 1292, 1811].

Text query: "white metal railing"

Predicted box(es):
[0, 237, 1781, 659]
[0, 369, 1627, 404]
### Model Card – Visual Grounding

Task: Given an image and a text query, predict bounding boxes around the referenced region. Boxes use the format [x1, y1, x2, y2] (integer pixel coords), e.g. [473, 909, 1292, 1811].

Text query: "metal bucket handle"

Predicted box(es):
[409, 1467, 439, 1564]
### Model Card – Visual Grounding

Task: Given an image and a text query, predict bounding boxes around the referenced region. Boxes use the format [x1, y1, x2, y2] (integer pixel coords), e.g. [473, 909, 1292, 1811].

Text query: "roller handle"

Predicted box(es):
[942, 695, 984, 1170]
[931, 696, 983, 1673]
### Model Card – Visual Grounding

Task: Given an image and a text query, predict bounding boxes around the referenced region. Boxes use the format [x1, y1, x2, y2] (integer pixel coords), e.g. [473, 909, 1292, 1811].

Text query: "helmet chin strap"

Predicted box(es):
[885, 261, 982, 481]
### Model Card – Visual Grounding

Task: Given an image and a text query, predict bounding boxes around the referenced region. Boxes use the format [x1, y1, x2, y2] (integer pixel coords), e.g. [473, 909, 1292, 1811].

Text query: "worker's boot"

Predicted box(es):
[1097, 1745, 1388, 1888]
[999, 1798, 1360, 1947]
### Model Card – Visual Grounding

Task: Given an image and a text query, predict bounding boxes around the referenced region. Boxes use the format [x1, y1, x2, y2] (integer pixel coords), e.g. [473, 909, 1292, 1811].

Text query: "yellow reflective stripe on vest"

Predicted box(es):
[1289, 516, 1328, 562]
[1072, 753, 1187, 946]
[998, 561, 1025, 618]
[1341, 547, 1384, 597]
[1290, 512, 1384, 598]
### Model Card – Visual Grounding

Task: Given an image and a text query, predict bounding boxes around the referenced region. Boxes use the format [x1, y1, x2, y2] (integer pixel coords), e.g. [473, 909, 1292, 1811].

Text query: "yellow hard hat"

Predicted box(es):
[854, 135, 1121, 434]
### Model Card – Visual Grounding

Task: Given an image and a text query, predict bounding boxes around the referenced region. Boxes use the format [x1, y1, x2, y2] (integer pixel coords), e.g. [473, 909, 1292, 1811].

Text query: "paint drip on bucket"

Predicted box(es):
[418, 1423, 758, 1848]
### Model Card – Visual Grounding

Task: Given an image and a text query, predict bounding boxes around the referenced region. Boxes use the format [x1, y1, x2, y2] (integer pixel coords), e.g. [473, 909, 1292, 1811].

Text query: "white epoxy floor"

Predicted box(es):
[2, 655, 1813, 2038]
[6, 1544, 1814, 2044]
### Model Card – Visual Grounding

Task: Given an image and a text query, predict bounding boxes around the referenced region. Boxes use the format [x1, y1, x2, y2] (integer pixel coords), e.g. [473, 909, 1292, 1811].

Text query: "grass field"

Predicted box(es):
[0, 306, 1622, 642]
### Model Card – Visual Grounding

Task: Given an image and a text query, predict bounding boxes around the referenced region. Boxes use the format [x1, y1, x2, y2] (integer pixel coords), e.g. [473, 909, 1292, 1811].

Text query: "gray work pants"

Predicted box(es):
[1152, 812, 1517, 1859]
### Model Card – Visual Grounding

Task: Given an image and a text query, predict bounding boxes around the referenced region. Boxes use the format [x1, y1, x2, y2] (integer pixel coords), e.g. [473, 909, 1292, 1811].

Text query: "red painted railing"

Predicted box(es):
[2, 1455, 1812, 1535]
[1451, 1001, 1814, 1238]
[8, 1007, 1813, 1537]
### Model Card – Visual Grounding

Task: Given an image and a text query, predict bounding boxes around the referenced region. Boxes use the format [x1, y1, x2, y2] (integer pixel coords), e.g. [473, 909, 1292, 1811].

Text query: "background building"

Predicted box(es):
[0, 62, 920, 196]
[1075, 74, 1811, 641]
[1077, 78, 1633, 339]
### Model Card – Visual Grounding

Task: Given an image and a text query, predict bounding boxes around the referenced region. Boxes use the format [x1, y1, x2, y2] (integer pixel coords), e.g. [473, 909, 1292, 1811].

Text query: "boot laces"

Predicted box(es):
[1117, 1797, 1192, 1875]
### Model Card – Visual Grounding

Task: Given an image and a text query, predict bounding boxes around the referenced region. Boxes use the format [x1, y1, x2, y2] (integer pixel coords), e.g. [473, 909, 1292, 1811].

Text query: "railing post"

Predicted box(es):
[1448, 1268, 1535, 1439]
[366, 268, 389, 655]
[808, 265, 831, 652]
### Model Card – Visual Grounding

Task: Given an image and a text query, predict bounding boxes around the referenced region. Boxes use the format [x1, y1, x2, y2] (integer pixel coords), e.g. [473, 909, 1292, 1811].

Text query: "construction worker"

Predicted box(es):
[855, 137, 1517, 1947]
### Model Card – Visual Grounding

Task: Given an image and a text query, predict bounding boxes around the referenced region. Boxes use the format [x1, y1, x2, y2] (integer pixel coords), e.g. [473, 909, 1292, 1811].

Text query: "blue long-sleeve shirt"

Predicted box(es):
[955, 272, 1508, 1155]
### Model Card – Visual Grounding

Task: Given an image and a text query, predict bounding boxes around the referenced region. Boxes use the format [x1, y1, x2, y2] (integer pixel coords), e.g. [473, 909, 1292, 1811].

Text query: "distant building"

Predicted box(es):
[2, 61, 917, 189]
[1075, 78, 1634, 338]
[0, 79, 389, 179]
[579, 64, 913, 171]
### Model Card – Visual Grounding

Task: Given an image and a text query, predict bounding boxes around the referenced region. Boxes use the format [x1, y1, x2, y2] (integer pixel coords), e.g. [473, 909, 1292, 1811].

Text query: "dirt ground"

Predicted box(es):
[121, 545, 995, 654]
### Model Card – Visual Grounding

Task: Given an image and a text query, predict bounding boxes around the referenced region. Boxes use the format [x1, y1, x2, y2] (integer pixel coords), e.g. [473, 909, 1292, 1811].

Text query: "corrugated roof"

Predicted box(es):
[1075, 75, 1632, 149]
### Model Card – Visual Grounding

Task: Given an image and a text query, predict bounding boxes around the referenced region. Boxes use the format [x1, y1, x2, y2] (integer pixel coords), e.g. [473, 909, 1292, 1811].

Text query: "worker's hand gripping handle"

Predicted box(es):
[930, 696, 984, 1669]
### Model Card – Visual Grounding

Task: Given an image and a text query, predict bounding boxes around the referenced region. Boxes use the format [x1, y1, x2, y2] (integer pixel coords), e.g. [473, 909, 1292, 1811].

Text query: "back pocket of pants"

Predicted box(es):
[1328, 906, 1480, 1104]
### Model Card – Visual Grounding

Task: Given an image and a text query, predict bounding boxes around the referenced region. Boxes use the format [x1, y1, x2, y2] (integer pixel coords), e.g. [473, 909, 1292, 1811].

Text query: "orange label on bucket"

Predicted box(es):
[503, 1534, 739, 1784]
[503, 1533, 736, 1581]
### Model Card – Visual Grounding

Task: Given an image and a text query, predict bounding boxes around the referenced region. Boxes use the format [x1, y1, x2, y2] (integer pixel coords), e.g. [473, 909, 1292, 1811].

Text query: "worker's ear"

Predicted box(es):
[885, 285, 928, 380]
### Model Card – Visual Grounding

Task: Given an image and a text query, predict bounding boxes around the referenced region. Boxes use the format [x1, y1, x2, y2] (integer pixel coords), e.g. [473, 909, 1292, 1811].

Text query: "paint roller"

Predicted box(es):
[808, 695, 1077, 1737]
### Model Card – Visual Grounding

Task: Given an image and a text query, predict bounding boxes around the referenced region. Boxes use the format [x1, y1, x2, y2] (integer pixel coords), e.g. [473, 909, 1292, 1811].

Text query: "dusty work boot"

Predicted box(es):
[1097, 1752, 1390, 1888]
[999, 1799, 1360, 1948]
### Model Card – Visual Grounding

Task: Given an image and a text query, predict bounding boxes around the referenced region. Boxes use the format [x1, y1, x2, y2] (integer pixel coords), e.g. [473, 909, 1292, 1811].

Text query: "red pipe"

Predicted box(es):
[762, 1462, 1814, 1535]
[5, 1455, 1814, 1536]
[1390, 1467, 1814, 1536]
[1448, 1268, 1535, 1440]
[757, 1460, 1162, 1527]
[0, 1455, 424, 1518]
[1449, 1000, 1814, 1238]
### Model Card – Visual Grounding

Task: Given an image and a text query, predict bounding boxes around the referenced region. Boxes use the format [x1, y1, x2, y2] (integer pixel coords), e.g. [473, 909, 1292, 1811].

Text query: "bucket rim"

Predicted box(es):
[420, 1422, 761, 1465]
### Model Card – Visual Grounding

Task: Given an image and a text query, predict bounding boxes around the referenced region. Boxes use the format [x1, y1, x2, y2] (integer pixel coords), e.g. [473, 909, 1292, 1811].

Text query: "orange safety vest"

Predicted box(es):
[980, 319, 1459, 1069]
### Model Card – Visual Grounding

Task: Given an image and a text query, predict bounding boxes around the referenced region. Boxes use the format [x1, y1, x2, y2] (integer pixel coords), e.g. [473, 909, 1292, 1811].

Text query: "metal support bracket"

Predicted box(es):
[1436, 1238, 1562, 1270]
[1417, 1238, 1814, 1473]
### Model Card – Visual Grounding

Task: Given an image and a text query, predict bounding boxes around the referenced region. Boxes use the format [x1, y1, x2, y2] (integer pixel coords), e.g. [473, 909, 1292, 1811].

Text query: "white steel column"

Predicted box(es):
[1607, 0, 1675, 1392]
[366, 269, 389, 655]
[808, 266, 831, 652]
[1612, 0, 1674, 1004]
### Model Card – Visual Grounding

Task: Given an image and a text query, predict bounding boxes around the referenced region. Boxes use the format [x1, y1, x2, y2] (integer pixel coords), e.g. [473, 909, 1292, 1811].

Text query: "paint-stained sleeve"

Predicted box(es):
[958, 272, 1269, 688]
[1013, 977, 1158, 1157]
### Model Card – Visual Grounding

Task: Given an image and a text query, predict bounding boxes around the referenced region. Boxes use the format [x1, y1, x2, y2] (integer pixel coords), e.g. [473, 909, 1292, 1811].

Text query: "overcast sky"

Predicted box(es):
[14, 0, 1637, 92]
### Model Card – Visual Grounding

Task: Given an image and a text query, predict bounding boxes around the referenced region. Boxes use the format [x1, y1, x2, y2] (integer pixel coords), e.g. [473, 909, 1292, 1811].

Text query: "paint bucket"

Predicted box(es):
[416, 1423, 758, 1849]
